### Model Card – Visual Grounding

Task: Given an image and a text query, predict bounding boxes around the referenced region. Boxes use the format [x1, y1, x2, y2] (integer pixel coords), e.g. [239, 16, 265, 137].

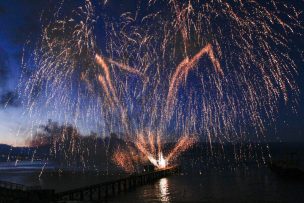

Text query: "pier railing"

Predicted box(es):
[0, 180, 42, 191]
[0, 180, 28, 191]
[0, 180, 54, 203]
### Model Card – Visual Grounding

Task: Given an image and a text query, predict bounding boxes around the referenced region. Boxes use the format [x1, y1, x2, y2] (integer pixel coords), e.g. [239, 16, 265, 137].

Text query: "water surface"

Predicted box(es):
[109, 168, 304, 203]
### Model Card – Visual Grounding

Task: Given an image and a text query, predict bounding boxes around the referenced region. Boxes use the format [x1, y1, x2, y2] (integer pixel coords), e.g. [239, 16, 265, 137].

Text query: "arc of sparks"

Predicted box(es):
[95, 54, 120, 106]
[165, 43, 223, 120]
[95, 54, 147, 133]
[106, 58, 148, 81]
[95, 54, 129, 132]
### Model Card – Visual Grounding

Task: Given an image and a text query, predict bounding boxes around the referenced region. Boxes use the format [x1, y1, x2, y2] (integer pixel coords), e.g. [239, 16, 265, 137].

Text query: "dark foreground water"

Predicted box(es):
[0, 164, 303, 202]
[108, 168, 304, 203]
[0, 161, 122, 192]
[1, 142, 304, 202]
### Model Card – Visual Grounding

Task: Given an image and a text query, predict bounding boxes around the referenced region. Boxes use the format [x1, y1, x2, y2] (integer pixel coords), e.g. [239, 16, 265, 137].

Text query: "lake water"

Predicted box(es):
[0, 161, 122, 192]
[0, 164, 303, 202]
[108, 168, 304, 203]
[1, 143, 303, 202]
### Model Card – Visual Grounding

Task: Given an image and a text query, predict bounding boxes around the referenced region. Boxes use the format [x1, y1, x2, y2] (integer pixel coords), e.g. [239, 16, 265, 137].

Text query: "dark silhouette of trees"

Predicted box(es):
[27, 120, 130, 171]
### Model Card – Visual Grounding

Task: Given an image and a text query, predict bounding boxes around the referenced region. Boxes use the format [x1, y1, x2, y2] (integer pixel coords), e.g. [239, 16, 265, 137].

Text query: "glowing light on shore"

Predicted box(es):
[113, 132, 198, 171]
[157, 153, 167, 169]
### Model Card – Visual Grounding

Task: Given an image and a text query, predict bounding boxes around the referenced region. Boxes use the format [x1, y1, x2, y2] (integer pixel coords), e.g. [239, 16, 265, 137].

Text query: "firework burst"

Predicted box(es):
[21, 0, 302, 172]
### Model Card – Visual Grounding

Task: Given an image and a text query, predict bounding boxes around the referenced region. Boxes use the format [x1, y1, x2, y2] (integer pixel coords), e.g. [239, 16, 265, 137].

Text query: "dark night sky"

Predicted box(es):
[0, 0, 303, 146]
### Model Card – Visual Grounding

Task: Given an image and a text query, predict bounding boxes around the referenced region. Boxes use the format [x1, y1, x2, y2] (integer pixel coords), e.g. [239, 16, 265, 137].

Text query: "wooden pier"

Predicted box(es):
[0, 166, 178, 202]
[56, 166, 177, 201]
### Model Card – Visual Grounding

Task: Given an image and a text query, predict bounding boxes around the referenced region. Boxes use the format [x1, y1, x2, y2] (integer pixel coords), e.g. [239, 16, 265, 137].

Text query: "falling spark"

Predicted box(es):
[39, 162, 47, 179]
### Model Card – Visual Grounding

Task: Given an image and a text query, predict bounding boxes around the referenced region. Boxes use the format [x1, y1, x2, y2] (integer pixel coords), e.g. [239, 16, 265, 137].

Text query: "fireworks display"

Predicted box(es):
[21, 0, 302, 172]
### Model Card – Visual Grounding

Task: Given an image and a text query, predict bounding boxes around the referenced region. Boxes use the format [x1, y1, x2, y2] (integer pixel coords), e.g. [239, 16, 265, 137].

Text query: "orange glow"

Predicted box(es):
[112, 132, 198, 172]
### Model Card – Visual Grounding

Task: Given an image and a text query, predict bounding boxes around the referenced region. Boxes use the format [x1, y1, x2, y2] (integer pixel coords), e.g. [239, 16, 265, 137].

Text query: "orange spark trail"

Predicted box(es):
[98, 75, 113, 106]
[95, 54, 131, 133]
[95, 54, 120, 105]
[135, 133, 160, 167]
[106, 58, 147, 81]
[166, 135, 198, 162]
[165, 43, 223, 119]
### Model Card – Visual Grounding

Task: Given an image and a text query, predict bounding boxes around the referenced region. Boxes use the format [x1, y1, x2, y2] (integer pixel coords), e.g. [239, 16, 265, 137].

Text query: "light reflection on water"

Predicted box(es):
[134, 177, 172, 202]
[158, 178, 170, 202]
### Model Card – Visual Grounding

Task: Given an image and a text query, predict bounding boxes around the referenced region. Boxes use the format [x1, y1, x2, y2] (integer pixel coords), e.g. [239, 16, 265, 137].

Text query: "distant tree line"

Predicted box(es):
[26, 119, 128, 172]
